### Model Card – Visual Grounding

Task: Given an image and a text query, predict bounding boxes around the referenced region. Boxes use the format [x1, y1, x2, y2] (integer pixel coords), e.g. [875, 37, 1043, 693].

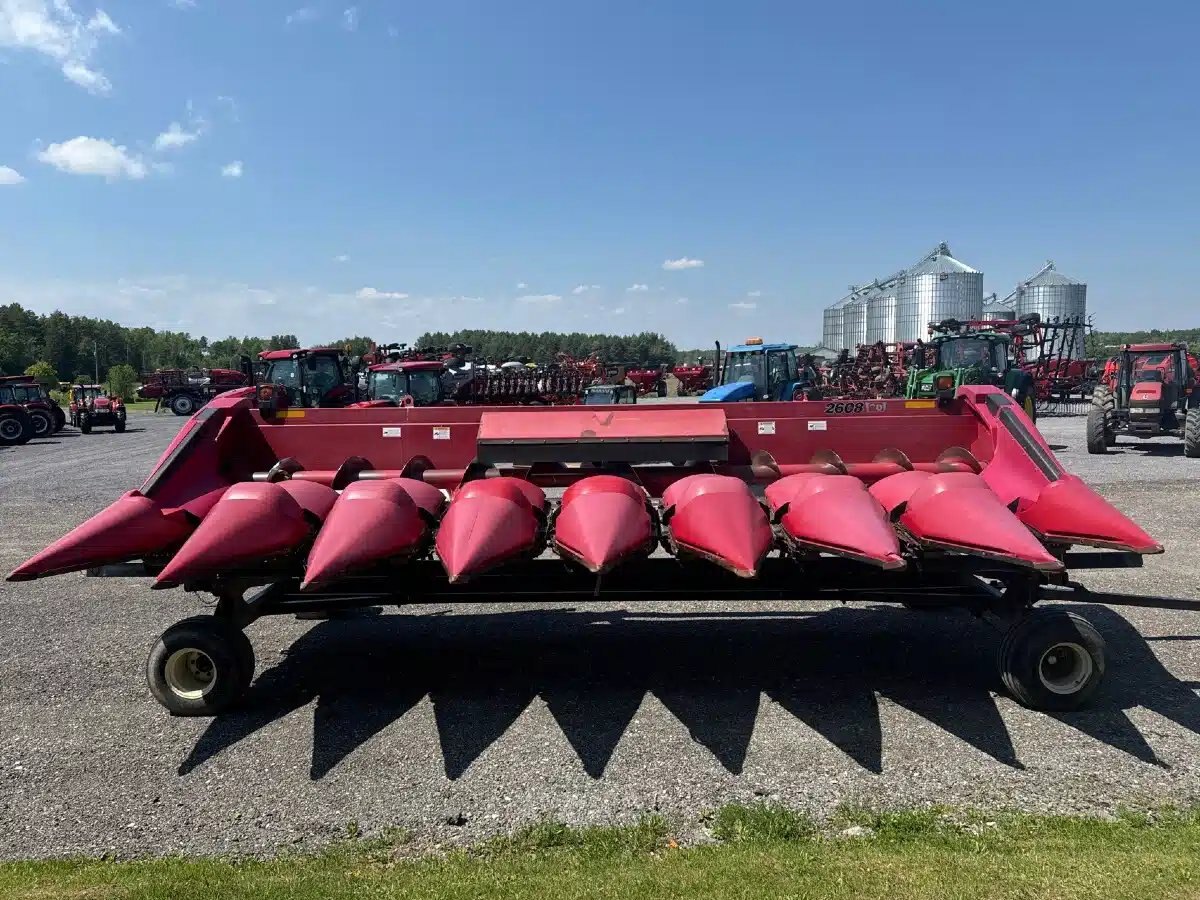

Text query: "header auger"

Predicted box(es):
[10, 389, 1164, 717]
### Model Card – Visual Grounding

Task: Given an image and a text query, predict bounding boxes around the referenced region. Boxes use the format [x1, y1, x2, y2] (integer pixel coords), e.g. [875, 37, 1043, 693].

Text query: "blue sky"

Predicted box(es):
[1, 0, 1197, 346]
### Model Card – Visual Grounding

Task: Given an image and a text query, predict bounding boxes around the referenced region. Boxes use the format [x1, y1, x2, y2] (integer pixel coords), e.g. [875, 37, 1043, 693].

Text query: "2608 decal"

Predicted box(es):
[823, 401, 887, 415]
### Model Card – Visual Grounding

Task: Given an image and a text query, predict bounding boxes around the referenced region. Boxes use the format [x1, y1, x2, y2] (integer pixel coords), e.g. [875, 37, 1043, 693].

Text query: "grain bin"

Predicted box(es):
[893, 243, 984, 342]
[1014, 261, 1087, 358]
[865, 284, 899, 344]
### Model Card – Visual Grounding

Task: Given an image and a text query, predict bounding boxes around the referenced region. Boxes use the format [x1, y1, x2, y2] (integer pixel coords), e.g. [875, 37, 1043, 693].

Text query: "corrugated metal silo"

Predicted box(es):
[841, 291, 869, 349]
[822, 305, 845, 352]
[893, 242, 984, 342]
[865, 285, 898, 344]
[982, 292, 1015, 321]
[1014, 261, 1087, 358]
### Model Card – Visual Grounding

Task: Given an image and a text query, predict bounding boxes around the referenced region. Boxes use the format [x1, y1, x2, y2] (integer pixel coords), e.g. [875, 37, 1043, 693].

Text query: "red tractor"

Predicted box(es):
[0, 392, 35, 446]
[256, 348, 358, 411]
[70, 384, 127, 434]
[0, 375, 66, 437]
[1087, 343, 1200, 455]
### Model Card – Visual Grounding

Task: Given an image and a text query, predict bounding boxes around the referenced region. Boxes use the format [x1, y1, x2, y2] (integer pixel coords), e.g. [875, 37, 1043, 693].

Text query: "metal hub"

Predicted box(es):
[164, 648, 217, 700]
[1038, 642, 1092, 695]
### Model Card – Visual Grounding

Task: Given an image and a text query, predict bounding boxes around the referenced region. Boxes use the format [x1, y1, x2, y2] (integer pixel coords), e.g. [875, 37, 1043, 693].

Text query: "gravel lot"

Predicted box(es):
[2, 411, 1199, 859]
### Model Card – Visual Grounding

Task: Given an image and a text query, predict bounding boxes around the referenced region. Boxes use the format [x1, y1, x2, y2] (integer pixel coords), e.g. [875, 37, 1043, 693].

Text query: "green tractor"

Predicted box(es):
[906, 322, 1038, 420]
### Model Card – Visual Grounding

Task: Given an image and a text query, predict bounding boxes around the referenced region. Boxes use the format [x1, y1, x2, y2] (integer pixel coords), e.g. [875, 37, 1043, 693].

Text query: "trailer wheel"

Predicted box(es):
[146, 617, 254, 716]
[1184, 410, 1200, 458]
[998, 609, 1105, 711]
[170, 394, 197, 417]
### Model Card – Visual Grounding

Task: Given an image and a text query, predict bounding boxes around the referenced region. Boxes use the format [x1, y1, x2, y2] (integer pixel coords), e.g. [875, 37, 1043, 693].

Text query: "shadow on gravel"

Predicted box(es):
[177, 603, 1200, 781]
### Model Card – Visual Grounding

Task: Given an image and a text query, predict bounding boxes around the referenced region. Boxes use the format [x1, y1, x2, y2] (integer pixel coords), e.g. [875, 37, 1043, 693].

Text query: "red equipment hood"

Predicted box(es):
[1130, 382, 1163, 403]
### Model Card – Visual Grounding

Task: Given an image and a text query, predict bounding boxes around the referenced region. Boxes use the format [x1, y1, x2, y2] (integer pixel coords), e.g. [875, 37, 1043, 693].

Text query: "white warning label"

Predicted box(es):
[433, 426, 451, 440]
[757, 421, 776, 435]
[381, 427, 402, 438]
[808, 420, 828, 431]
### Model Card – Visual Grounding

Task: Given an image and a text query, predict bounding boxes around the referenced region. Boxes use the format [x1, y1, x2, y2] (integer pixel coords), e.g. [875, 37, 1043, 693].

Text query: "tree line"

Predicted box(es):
[415, 329, 679, 366]
[0, 302, 378, 391]
[1087, 329, 1200, 357]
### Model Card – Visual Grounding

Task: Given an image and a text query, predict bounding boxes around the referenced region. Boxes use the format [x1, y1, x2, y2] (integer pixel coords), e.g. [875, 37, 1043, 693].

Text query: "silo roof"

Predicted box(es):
[907, 247, 979, 276]
[1024, 264, 1083, 287]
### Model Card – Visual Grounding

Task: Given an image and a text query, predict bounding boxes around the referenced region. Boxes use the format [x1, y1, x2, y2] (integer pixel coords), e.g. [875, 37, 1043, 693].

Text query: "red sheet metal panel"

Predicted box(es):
[477, 407, 728, 444]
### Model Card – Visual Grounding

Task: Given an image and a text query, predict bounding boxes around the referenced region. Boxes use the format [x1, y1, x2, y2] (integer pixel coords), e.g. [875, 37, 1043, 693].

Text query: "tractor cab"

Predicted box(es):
[907, 324, 1036, 418]
[699, 338, 820, 403]
[0, 376, 65, 436]
[1114, 344, 1194, 431]
[362, 360, 447, 407]
[582, 383, 638, 405]
[257, 348, 355, 410]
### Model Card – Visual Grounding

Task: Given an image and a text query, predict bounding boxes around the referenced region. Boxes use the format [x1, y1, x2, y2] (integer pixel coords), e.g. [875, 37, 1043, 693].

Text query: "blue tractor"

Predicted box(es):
[699, 338, 822, 403]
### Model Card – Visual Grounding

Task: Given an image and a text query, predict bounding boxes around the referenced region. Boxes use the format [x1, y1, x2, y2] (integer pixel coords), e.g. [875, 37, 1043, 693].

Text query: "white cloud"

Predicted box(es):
[0, 0, 119, 93]
[626, 283, 649, 292]
[676, 297, 689, 305]
[612, 306, 626, 315]
[153, 121, 202, 151]
[86, 10, 119, 34]
[168, 0, 196, 8]
[662, 256, 704, 271]
[61, 60, 110, 94]
[334, 254, 350, 263]
[357, 287, 409, 301]
[571, 283, 600, 295]
[0, 166, 25, 185]
[386, 24, 399, 38]
[747, 290, 763, 298]
[517, 293, 561, 304]
[515, 281, 527, 289]
[285, 6, 318, 25]
[37, 136, 146, 180]
[729, 301, 757, 310]
[341, 6, 358, 30]
[220, 160, 243, 178]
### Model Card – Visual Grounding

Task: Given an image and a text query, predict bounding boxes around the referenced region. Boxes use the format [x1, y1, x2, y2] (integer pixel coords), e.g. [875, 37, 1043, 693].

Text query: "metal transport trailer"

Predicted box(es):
[9, 387, 1170, 718]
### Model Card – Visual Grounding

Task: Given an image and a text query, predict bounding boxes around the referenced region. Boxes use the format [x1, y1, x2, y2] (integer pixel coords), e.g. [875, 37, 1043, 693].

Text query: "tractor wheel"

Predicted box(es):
[1185, 410, 1200, 458]
[1091, 385, 1117, 446]
[1022, 394, 1037, 423]
[53, 407, 66, 432]
[998, 609, 1105, 711]
[0, 411, 32, 446]
[28, 409, 54, 438]
[146, 616, 255, 716]
[79, 413, 92, 435]
[170, 393, 198, 417]
[114, 417, 126, 433]
[1085, 406, 1109, 454]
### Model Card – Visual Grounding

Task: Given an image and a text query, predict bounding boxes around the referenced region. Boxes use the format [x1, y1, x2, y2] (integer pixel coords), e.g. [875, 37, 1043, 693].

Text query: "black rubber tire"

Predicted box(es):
[1022, 394, 1037, 424]
[998, 609, 1105, 711]
[53, 407, 66, 431]
[0, 411, 32, 446]
[1085, 406, 1108, 454]
[79, 413, 91, 435]
[170, 394, 197, 417]
[146, 617, 255, 716]
[1092, 385, 1117, 446]
[28, 409, 54, 438]
[114, 417, 126, 433]
[1185, 410, 1200, 458]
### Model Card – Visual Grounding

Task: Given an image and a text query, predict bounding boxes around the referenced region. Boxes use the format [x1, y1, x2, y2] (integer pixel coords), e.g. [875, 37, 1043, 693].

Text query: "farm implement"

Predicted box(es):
[138, 365, 250, 417]
[9, 387, 1164, 716]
